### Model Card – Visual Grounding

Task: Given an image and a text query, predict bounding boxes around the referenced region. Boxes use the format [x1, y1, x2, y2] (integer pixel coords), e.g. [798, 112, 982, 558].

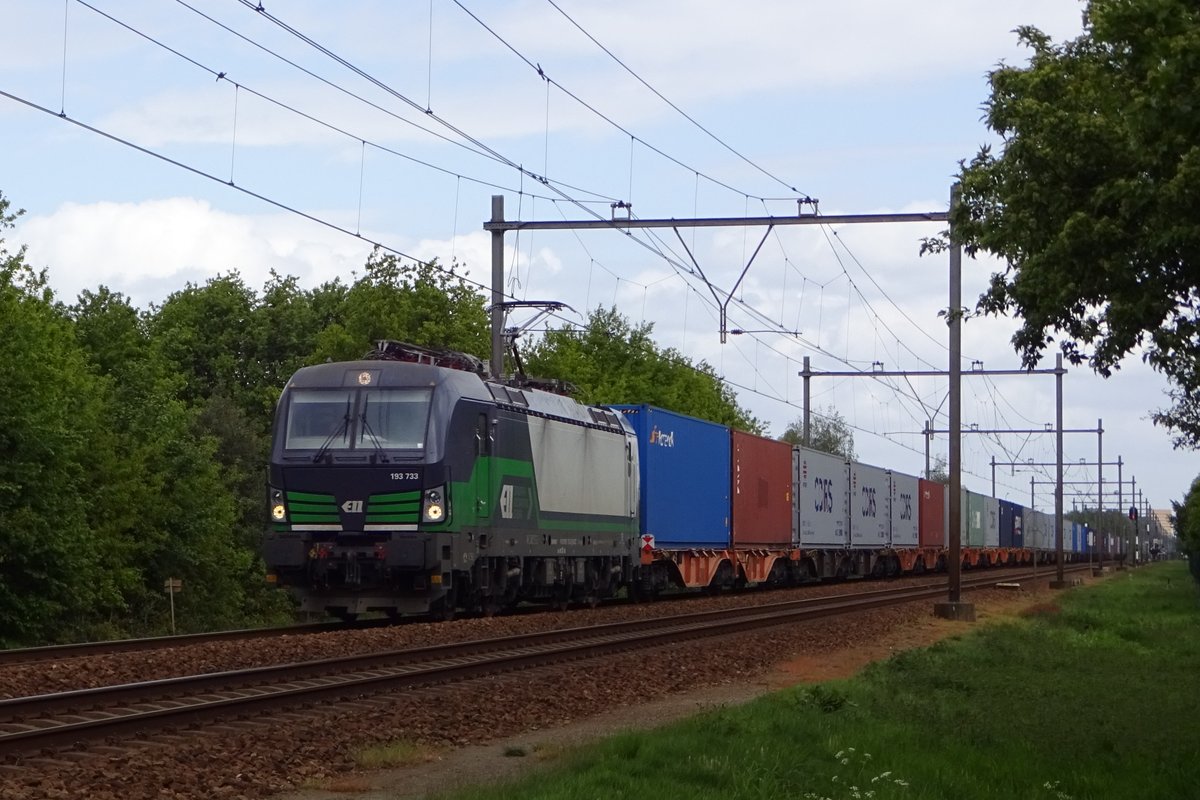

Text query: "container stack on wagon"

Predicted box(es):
[612, 405, 734, 592]
[730, 430, 794, 584]
[617, 404, 1116, 591]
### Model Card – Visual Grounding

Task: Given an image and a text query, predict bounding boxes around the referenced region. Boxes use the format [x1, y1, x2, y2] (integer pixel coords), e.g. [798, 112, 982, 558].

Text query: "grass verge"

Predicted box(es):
[354, 739, 441, 770]
[435, 563, 1200, 800]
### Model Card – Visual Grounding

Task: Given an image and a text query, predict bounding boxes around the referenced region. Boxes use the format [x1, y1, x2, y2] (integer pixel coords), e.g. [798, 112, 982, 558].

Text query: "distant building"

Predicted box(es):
[1151, 508, 1175, 536]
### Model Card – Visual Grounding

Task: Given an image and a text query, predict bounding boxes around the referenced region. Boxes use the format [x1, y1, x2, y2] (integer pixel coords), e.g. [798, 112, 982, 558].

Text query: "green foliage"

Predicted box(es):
[523, 306, 763, 433]
[925, 454, 950, 484]
[953, 0, 1200, 447]
[68, 286, 291, 634]
[309, 250, 488, 364]
[1171, 475, 1200, 581]
[779, 405, 856, 459]
[150, 271, 260, 412]
[0, 239, 121, 644]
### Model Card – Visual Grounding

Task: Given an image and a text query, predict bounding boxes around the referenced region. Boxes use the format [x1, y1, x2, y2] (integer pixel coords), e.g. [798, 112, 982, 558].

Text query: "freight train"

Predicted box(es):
[262, 342, 1121, 620]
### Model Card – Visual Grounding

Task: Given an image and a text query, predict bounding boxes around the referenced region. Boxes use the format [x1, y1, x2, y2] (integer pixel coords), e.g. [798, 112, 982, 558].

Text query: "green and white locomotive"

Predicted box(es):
[263, 342, 640, 619]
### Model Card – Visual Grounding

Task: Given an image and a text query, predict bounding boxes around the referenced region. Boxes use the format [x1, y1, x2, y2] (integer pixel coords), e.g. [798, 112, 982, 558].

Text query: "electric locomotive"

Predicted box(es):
[263, 342, 640, 620]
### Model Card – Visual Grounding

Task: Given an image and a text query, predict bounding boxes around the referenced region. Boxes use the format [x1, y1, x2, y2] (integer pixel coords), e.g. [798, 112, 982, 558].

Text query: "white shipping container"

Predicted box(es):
[985, 496, 1000, 547]
[890, 471, 920, 547]
[850, 462, 890, 548]
[1037, 511, 1054, 550]
[794, 446, 849, 547]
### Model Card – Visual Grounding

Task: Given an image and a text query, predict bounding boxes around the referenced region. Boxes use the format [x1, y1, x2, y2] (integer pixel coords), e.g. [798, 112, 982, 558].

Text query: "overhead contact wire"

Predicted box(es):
[449, 0, 787, 202]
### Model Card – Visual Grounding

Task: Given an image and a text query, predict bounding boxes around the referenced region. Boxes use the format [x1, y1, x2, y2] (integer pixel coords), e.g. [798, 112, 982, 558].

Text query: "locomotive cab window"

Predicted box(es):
[283, 388, 432, 451]
[359, 388, 432, 449]
[285, 389, 354, 450]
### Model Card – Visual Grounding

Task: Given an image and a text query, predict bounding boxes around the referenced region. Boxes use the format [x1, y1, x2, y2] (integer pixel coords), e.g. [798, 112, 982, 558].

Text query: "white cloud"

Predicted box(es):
[20, 0, 1086, 152]
[15, 197, 374, 307]
[456, 0, 1086, 103]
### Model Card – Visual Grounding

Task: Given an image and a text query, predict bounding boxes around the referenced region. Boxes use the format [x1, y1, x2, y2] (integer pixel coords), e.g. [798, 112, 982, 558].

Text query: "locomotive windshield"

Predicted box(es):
[285, 389, 352, 450]
[283, 387, 431, 451]
[359, 389, 431, 449]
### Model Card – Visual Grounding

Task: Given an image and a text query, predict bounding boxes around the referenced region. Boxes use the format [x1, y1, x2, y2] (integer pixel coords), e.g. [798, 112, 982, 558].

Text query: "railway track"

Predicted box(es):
[0, 564, 1089, 759]
[0, 561, 1100, 668]
[0, 618, 398, 668]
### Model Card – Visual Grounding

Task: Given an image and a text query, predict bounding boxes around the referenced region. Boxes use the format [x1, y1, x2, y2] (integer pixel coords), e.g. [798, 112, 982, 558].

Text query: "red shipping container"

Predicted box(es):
[731, 430, 793, 546]
[918, 478, 946, 548]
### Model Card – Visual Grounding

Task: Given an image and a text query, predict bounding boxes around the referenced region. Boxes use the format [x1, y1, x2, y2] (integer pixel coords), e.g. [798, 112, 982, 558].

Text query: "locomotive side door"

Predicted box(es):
[474, 411, 492, 520]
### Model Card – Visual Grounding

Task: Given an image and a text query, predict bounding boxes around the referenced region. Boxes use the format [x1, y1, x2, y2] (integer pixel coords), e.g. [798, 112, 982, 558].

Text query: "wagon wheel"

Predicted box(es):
[582, 574, 603, 609]
[550, 584, 572, 612]
[430, 596, 456, 622]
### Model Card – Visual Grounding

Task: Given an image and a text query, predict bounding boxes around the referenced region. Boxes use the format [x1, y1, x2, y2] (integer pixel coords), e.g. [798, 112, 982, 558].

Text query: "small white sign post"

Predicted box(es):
[164, 578, 183, 634]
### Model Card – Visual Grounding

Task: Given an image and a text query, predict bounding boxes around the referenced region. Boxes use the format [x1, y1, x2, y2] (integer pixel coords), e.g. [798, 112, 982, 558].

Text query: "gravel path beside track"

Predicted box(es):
[0, 570, 1100, 799]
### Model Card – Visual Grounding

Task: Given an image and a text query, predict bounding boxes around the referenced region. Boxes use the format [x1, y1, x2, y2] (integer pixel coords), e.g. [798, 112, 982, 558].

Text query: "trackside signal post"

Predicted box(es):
[484, 187, 990, 617]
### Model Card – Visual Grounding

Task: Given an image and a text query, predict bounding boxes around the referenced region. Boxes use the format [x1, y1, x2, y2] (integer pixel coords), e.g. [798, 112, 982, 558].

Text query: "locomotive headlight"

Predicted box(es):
[270, 488, 287, 521]
[422, 486, 446, 523]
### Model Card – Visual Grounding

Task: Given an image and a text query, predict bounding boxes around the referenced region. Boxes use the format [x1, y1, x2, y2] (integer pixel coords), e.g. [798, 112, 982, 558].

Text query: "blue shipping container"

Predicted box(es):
[612, 405, 731, 548]
[999, 500, 1015, 548]
[998, 501, 1027, 549]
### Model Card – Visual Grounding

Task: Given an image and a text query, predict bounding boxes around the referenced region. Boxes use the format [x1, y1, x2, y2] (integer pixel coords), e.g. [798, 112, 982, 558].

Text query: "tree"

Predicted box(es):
[524, 307, 764, 433]
[1172, 476, 1200, 582]
[925, 455, 950, 484]
[780, 405, 856, 460]
[0, 194, 123, 644]
[69, 286, 287, 634]
[951, 0, 1200, 446]
[149, 272, 260, 412]
[310, 250, 489, 364]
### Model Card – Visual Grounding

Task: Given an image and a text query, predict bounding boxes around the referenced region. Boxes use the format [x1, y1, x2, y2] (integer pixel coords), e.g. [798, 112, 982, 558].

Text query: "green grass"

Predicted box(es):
[354, 738, 441, 769]
[433, 563, 1200, 800]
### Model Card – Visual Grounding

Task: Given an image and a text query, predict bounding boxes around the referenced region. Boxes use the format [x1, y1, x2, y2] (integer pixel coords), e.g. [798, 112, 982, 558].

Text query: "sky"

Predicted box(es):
[1, 0, 1192, 520]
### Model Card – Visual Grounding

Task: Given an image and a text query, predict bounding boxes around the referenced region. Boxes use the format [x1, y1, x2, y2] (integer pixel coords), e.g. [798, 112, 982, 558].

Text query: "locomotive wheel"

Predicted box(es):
[583, 591, 601, 609]
[549, 585, 571, 611]
[430, 597, 456, 622]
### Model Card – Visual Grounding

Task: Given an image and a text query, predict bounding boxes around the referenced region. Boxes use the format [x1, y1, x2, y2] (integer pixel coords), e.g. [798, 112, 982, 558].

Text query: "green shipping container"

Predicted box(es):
[966, 490, 987, 547]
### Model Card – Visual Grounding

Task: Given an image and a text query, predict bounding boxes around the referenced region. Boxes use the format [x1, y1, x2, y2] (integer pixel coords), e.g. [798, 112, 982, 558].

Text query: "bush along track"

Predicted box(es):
[441, 562, 1200, 800]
